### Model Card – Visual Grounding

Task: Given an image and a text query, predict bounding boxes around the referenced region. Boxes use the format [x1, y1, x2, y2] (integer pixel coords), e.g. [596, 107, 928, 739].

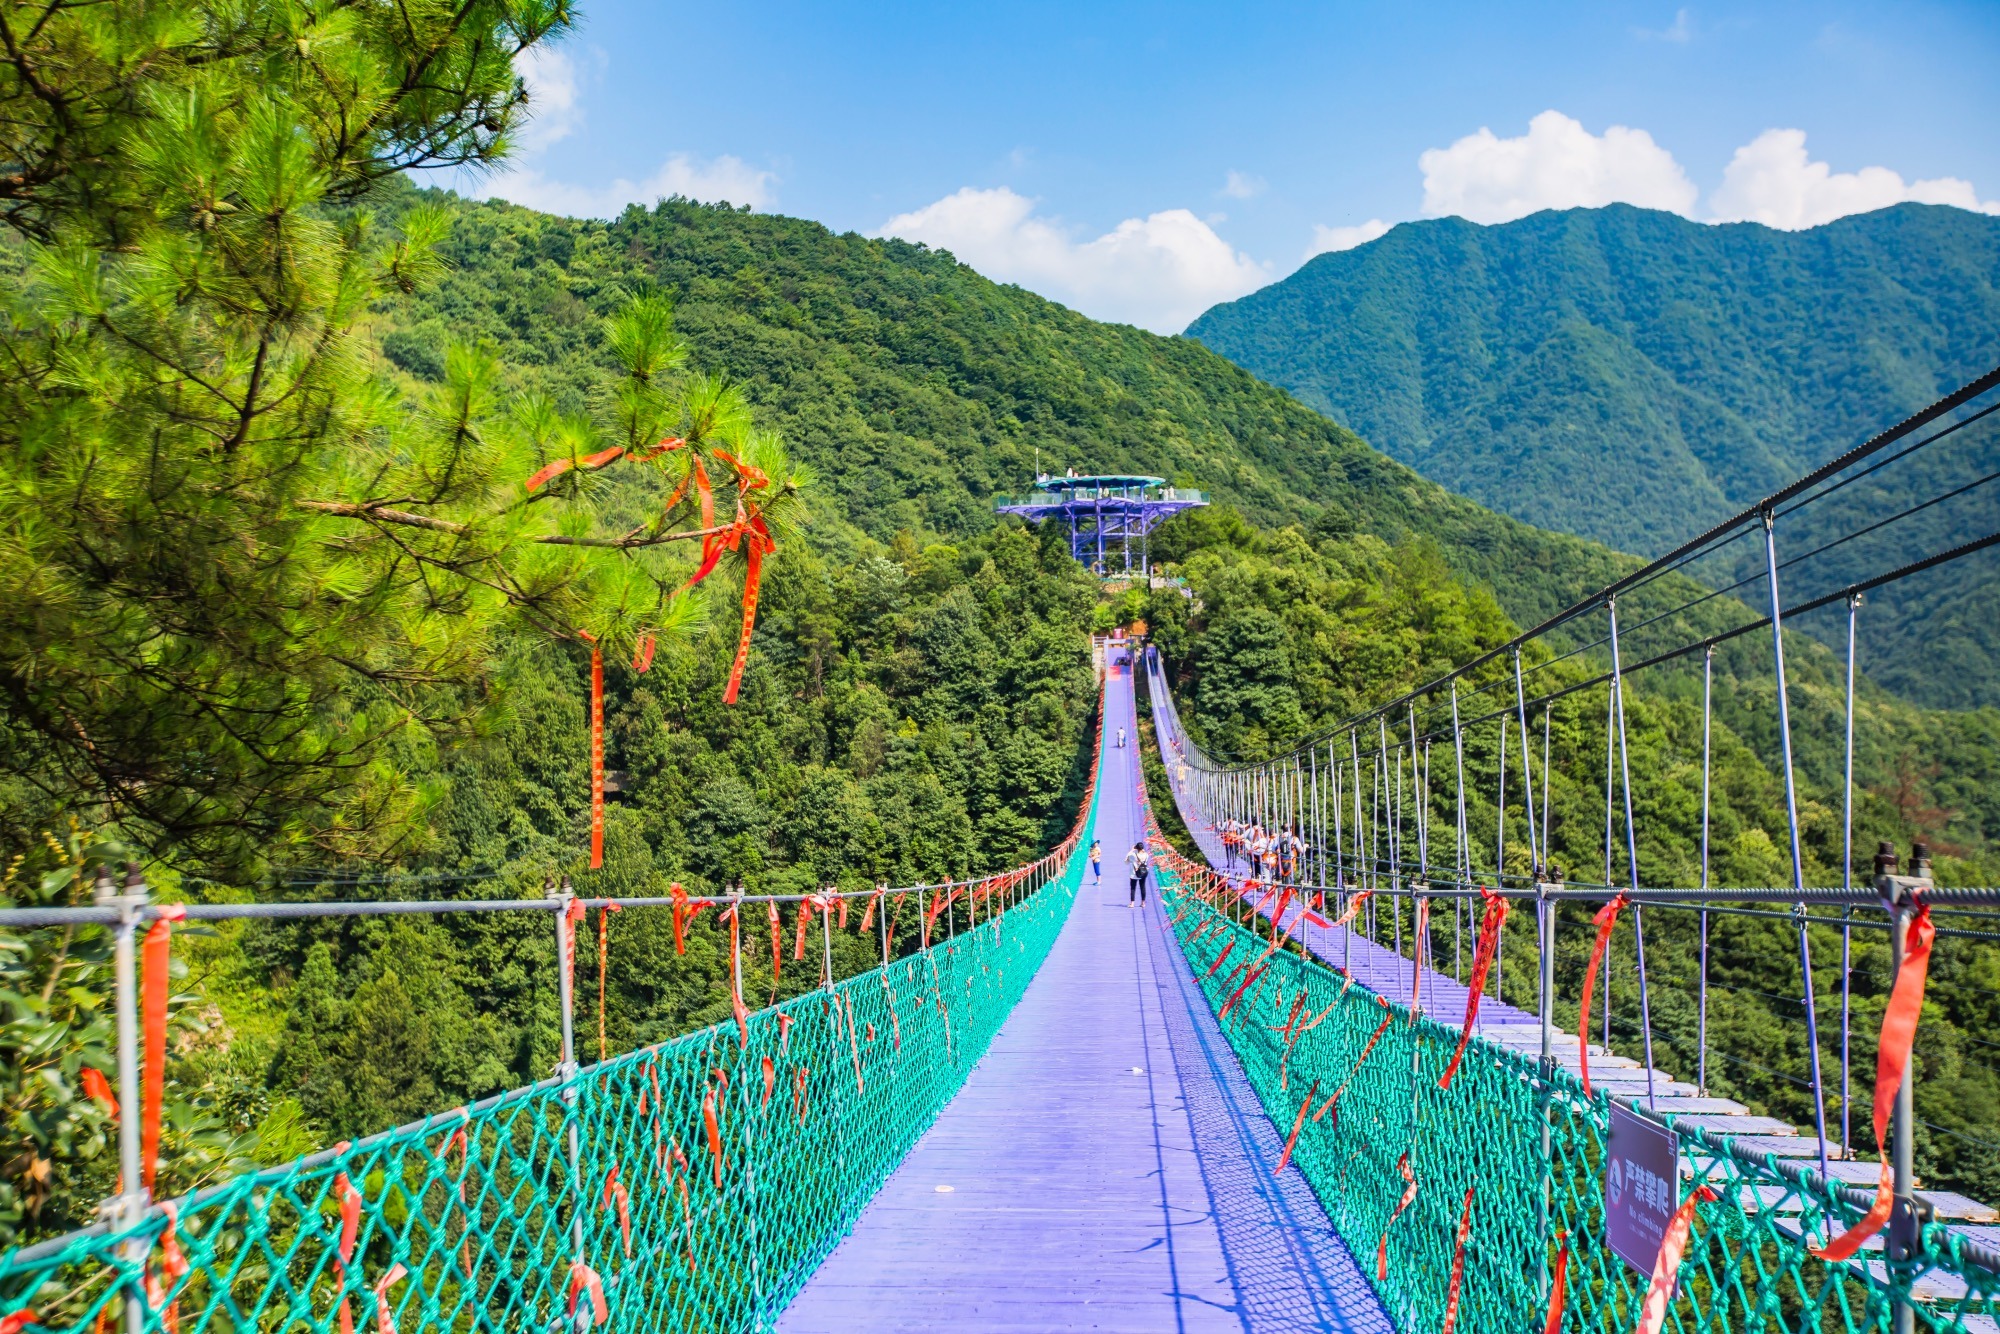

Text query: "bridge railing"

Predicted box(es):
[0, 703, 1106, 1334]
[1148, 844, 2000, 1334]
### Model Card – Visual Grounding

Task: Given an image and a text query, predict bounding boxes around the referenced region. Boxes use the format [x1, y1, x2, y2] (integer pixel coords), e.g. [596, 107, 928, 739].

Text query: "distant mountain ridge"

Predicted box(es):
[1186, 203, 2000, 708]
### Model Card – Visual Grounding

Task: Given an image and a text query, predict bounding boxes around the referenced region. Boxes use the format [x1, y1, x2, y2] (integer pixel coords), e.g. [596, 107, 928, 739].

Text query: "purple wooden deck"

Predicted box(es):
[777, 660, 1391, 1333]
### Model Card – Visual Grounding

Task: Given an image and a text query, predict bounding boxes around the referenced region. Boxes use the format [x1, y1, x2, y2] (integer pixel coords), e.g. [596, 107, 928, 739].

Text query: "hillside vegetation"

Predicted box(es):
[1187, 203, 2000, 708]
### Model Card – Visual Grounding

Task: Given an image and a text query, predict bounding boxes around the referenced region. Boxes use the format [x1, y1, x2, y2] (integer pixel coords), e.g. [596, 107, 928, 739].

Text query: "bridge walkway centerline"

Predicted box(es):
[776, 655, 1391, 1332]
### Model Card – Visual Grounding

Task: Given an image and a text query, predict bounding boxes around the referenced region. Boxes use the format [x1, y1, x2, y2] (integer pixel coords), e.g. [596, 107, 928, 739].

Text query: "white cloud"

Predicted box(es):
[1419, 110, 1699, 224]
[467, 45, 776, 219]
[1637, 7, 1694, 42]
[1306, 219, 1390, 258]
[1221, 170, 1266, 200]
[877, 187, 1268, 333]
[477, 153, 777, 218]
[513, 45, 584, 152]
[1710, 129, 2000, 229]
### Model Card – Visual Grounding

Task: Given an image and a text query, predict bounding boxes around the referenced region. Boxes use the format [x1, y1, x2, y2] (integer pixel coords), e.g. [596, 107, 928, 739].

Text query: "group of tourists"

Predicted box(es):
[1216, 819, 1306, 883]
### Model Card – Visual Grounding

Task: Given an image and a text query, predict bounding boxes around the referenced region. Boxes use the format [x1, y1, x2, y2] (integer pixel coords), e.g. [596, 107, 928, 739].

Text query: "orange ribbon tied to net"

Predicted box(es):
[147, 1201, 189, 1334]
[1635, 1186, 1717, 1334]
[1439, 885, 1511, 1090]
[702, 1083, 725, 1188]
[1441, 1186, 1476, 1334]
[1377, 1152, 1418, 1281]
[1578, 894, 1629, 1096]
[602, 1162, 633, 1258]
[371, 1265, 407, 1334]
[1273, 1078, 1320, 1177]
[567, 1262, 608, 1328]
[141, 904, 186, 1195]
[1317, 996, 1393, 1125]
[1543, 1233, 1570, 1334]
[1812, 901, 1936, 1263]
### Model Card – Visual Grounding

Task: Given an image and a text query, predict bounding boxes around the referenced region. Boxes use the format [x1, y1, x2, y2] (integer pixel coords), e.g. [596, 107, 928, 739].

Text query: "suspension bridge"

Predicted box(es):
[2, 368, 1999, 1333]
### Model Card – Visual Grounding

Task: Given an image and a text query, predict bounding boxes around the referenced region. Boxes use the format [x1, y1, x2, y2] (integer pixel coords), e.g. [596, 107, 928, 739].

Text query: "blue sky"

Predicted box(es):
[464, 1, 2000, 332]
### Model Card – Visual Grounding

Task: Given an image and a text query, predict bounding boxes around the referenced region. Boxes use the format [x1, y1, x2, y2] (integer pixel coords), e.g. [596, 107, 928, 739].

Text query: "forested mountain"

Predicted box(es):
[8, 172, 2000, 1236]
[1186, 203, 2000, 708]
[371, 184, 1650, 634]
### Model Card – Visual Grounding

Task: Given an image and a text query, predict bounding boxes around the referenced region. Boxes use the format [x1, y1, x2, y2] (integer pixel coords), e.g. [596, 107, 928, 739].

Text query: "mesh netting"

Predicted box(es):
[0, 786, 1094, 1334]
[1149, 850, 2000, 1334]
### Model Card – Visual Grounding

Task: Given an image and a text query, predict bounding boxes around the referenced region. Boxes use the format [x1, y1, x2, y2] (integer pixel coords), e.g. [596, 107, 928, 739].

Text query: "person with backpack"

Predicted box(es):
[1125, 841, 1151, 905]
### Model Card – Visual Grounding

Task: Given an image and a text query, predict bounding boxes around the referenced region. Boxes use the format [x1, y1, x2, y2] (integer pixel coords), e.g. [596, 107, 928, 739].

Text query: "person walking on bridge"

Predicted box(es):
[1117, 726, 1126, 749]
[1126, 841, 1151, 905]
[1090, 839, 1102, 884]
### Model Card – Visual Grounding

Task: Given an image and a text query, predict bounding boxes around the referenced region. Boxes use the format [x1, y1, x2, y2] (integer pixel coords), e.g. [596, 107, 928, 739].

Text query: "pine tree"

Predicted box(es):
[0, 2, 806, 873]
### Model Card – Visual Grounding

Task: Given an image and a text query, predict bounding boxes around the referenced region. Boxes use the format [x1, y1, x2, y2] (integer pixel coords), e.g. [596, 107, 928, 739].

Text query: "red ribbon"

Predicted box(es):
[767, 902, 782, 981]
[81, 1068, 117, 1117]
[1274, 1079, 1320, 1176]
[1377, 1152, 1417, 1280]
[1813, 903, 1935, 1262]
[1544, 1235, 1569, 1334]
[1440, 886, 1511, 1090]
[524, 445, 627, 494]
[567, 1262, 607, 1328]
[1578, 895, 1628, 1096]
[761, 1056, 776, 1111]
[1204, 939, 1238, 979]
[371, 1264, 406, 1334]
[1442, 1186, 1475, 1334]
[1635, 1186, 1717, 1334]
[140, 905, 184, 1193]
[602, 1163, 632, 1257]
[701, 1084, 724, 1188]
[588, 643, 605, 868]
[1317, 997, 1393, 1123]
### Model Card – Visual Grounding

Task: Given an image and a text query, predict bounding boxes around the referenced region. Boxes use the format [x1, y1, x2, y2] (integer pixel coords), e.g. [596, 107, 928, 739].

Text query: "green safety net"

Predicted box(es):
[1150, 854, 2000, 1334]
[0, 787, 1095, 1334]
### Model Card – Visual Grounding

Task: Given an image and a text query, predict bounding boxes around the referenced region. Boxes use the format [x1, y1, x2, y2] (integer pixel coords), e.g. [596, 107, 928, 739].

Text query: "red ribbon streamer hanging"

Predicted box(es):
[588, 644, 605, 869]
[766, 902, 783, 982]
[1441, 1186, 1475, 1334]
[567, 1263, 608, 1328]
[1578, 895, 1628, 1096]
[1377, 1152, 1418, 1281]
[82, 1068, 118, 1117]
[1317, 997, 1394, 1122]
[1634, 1186, 1717, 1334]
[1440, 887, 1511, 1090]
[140, 905, 185, 1193]
[1273, 1079, 1320, 1176]
[1812, 903, 1935, 1262]
[1544, 1235, 1569, 1334]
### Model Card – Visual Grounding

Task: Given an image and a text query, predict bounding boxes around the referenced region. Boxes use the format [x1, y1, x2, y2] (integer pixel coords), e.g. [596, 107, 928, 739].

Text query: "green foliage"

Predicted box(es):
[1189, 203, 2000, 707]
[0, 0, 815, 878]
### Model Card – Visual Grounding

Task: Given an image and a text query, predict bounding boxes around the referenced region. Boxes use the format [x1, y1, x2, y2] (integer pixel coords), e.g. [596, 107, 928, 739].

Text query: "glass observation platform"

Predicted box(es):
[992, 474, 1208, 576]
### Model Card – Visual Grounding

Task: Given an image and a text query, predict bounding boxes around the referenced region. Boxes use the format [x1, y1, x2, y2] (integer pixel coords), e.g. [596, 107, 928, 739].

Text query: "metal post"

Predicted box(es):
[1699, 646, 1713, 1096]
[1841, 594, 1860, 1156]
[1881, 840, 1928, 1334]
[1514, 649, 1541, 874]
[553, 876, 585, 1264]
[100, 865, 147, 1334]
[1608, 599, 1657, 1107]
[1762, 510, 1832, 1181]
[1537, 871, 1557, 1305]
